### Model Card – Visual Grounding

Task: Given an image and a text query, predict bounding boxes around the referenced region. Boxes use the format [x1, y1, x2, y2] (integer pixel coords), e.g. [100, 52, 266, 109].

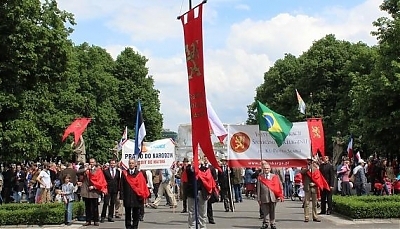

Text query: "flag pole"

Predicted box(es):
[188, 0, 199, 227]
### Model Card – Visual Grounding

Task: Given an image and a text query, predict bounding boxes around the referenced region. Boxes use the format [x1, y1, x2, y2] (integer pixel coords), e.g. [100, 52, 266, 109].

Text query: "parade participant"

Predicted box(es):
[301, 157, 330, 223]
[319, 156, 334, 215]
[100, 159, 120, 223]
[200, 157, 218, 224]
[77, 158, 107, 226]
[120, 159, 149, 229]
[217, 158, 231, 212]
[186, 155, 218, 229]
[257, 161, 283, 229]
[149, 167, 177, 208]
[178, 158, 190, 213]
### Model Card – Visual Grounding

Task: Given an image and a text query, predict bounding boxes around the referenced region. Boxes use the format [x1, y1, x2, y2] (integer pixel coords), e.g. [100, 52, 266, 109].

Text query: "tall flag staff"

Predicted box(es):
[134, 101, 146, 160]
[178, 0, 219, 228]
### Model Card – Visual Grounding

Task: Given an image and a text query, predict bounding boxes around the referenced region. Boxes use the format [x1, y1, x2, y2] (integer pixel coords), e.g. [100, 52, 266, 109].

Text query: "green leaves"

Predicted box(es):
[0, 1, 163, 162]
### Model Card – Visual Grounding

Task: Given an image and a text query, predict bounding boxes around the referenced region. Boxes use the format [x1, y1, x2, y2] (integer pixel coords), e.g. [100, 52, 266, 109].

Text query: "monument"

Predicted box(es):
[71, 136, 86, 163]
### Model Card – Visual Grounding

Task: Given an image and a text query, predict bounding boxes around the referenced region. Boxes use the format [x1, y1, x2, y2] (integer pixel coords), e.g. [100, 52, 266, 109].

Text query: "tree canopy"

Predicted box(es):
[248, 1, 400, 159]
[0, 0, 163, 163]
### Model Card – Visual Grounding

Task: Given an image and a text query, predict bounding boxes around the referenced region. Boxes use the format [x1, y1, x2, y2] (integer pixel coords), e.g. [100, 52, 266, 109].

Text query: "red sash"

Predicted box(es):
[181, 168, 188, 183]
[122, 170, 150, 199]
[197, 169, 218, 195]
[87, 169, 108, 194]
[307, 170, 330, 191]
[258, 174, 283, 199]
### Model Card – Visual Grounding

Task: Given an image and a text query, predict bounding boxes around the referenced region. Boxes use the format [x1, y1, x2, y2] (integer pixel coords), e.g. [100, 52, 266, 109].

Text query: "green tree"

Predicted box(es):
[351, 0, 400, 156]
[248, 35, 376, 154]
[113, 48, 163, 142]
[0, 0, 75, 161]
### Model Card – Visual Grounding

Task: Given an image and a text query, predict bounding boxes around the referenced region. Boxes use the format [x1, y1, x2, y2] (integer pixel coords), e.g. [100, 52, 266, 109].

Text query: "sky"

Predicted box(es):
[57, 0, 385, 132]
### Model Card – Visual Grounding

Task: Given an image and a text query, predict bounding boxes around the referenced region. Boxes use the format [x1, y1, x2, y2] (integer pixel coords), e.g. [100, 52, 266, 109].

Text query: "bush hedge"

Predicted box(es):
[0, 201, 85, 225]
[333, 195, 400, 219]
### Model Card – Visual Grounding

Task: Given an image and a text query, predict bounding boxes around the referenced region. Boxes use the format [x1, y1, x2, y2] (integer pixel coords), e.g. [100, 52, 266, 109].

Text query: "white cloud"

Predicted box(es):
[59, 0, 385, 131]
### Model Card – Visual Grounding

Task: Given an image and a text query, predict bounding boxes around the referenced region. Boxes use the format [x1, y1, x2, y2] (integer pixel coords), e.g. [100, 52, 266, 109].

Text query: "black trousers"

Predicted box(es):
[207, 200, 214, 221]
[139, 204, 144, 219]
[125, 207, 140, 229]
[153, 183, 160, 199]
[101, 193, 117, 219]
[84, 198, 99, 222]
[320, 189, 332, 212]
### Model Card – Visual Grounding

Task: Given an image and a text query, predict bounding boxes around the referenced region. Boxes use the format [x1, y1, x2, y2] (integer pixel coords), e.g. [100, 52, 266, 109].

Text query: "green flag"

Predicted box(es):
[256, 100, 293, 147]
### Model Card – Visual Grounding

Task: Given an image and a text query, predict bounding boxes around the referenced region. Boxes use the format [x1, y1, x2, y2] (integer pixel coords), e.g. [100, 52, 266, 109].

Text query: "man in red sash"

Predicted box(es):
[257, 161, 283, 229]
[77, 158, 107, 226]
[120, 159, 149, 229]
[178, 158, 189, 213]
[301, 157, 330, 223]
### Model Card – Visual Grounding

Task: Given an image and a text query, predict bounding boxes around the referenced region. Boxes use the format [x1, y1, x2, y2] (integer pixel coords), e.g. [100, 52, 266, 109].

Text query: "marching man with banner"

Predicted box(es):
[257, 161, 284, 229]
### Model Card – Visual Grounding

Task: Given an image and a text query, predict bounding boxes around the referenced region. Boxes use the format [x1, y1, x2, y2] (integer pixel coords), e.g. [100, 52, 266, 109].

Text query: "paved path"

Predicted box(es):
[68, 197, 399, 229]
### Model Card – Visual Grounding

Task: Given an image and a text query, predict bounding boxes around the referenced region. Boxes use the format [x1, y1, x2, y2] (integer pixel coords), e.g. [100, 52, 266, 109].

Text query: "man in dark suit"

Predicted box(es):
[319, 156, 334, 215]
[101, 159, 120, 223]
[217, 158, 231, 212]
[120, 159, 149, 229]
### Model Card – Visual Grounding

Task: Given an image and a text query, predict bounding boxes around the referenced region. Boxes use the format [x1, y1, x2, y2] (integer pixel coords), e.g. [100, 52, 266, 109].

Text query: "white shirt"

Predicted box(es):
[145, 170, 153, 189]
[38, 170, 52, 189]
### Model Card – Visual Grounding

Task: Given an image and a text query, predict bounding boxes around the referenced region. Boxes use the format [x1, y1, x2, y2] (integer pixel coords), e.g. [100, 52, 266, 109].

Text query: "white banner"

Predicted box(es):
[227, 122, 311, 168]
[121, 139, 176, 170]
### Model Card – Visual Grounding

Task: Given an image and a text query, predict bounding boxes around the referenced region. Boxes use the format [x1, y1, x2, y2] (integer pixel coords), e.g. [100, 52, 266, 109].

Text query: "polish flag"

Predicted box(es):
[347, 137, 353, 159]
[206, 100, 227, 143]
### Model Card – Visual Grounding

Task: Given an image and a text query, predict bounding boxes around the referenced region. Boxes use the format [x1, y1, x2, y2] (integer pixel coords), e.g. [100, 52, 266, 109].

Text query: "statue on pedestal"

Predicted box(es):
[71, 136, 86, 163]
[332, 131, 344, 166]
[110, 141, 120, 161]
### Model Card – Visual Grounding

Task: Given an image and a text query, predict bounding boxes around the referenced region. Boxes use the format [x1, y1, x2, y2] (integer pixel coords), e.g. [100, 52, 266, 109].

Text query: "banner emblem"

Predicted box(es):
[230, 132, 250, 153]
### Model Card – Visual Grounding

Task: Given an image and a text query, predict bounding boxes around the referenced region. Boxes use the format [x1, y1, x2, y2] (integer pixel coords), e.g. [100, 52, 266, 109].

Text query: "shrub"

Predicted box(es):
[0, 201, 85, 226]
[333, 195, 400, 219]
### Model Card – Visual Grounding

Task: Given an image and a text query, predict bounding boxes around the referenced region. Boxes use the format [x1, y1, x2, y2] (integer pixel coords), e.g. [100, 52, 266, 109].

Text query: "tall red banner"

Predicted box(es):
[180, 2, 220, 171]
[307, 118, 325, 156]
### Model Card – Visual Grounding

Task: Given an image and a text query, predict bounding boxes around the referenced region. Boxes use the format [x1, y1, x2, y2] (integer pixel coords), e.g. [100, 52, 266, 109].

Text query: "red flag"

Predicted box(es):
[306, 118, 325, 156]
[179, 2, 220, 171]
[62, 118, 91, 144]
[307, 170, 330, 191]
[87, 169, 108, 194]
[122, 170, 150, 199]
[258, 175, 284, 199]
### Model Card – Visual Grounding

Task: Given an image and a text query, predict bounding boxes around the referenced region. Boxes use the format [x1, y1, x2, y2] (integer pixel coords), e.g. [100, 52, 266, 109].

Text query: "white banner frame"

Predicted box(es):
[227, 122, 311, 168]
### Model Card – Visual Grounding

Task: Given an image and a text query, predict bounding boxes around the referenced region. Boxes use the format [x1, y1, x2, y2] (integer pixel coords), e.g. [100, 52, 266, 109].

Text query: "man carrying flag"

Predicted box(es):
[256, 100, 293, 147]
[134, 101, 146, 159]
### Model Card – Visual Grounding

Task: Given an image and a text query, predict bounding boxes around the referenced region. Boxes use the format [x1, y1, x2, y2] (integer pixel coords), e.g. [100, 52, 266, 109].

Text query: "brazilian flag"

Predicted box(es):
[256, 100, 293, 147]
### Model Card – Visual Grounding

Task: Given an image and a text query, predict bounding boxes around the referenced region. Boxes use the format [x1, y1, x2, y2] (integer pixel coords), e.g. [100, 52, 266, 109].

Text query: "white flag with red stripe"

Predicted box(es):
[347, 137, 353, 159]
[118, 126, 128, 152]
[206, 99, 227, 143]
